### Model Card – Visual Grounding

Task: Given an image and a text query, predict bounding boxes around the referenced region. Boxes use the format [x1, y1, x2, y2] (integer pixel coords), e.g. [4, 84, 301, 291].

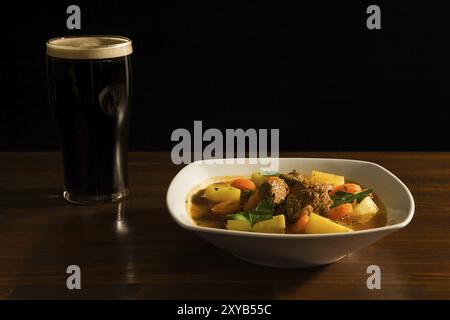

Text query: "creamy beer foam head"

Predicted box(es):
[47, 36, 133, 60]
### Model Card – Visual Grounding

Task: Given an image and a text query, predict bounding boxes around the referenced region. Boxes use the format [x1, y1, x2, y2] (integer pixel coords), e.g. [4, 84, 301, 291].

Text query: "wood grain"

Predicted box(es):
[0, 152, 449, 299]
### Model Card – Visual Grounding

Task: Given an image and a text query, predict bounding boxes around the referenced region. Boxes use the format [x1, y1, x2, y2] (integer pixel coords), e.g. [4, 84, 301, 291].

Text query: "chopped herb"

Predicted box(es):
[331, 189, 373, 208]
[252, 200, 275, 215]
[227, 200, 275, 225]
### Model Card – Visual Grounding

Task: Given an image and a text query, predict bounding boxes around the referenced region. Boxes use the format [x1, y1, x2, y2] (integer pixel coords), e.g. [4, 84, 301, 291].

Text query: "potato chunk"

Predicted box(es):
[252, 215, 286, 234]
[304, 212, 352, 234]
[353, 196, 379, 223]
[226, 219, 252, 232]
[311, 170, 345, 187]
[204, 183, 241, 203]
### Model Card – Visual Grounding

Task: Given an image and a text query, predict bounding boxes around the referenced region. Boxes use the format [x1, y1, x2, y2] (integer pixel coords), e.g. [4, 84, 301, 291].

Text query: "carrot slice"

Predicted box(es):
[244, 192, 260, 211]
[231, 178, 256, 191]
[211, 200, 240, 214]
[330, 183, 362, 196]
[288, 213, 310, 233]
[325, 203, 353, 220]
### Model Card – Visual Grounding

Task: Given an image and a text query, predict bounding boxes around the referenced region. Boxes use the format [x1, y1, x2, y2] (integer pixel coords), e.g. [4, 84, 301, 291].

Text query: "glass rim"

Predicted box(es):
[46, 35, 133, 60]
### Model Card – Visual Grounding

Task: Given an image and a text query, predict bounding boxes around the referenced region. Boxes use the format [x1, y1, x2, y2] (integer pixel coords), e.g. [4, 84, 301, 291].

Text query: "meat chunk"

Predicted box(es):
[279, 171, 309, 188]
[259, 176, 289, 205]
[284, 181, 333, 221]
[260, 170, 333, 221]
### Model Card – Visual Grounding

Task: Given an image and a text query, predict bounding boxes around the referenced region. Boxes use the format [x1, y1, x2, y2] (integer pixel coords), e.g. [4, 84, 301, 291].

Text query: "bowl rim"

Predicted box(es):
[166, 157, 415, 239]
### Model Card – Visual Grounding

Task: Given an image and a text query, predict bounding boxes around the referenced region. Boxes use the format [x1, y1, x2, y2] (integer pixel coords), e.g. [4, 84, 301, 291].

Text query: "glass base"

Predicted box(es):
[63, 189, 129, 205]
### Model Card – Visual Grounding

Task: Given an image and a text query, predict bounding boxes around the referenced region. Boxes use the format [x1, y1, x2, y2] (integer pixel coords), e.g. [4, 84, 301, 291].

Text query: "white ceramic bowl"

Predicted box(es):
[166, 158, 415, 268]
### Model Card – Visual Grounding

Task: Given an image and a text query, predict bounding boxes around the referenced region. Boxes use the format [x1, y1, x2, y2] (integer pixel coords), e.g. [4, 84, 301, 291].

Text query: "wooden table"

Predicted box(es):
[0, 152, 449, 299]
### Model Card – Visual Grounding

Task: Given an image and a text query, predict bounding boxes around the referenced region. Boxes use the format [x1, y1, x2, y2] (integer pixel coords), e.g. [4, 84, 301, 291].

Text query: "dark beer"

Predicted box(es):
[47, 36, 132, 204]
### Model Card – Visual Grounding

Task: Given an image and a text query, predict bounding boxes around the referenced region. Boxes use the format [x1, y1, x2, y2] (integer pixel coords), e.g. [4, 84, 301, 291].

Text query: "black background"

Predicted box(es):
[0, 1, 448, 151]
[1, 300, 447, 318]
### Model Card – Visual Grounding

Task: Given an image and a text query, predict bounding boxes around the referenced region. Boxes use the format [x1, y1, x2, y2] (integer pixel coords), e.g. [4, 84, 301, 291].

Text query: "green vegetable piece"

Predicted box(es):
[330, 189, 373, 208]
[227, 200, 275, 225]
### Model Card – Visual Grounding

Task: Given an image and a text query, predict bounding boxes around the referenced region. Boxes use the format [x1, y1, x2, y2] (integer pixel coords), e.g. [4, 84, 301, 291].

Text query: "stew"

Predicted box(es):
[187, 170, 387, 234]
